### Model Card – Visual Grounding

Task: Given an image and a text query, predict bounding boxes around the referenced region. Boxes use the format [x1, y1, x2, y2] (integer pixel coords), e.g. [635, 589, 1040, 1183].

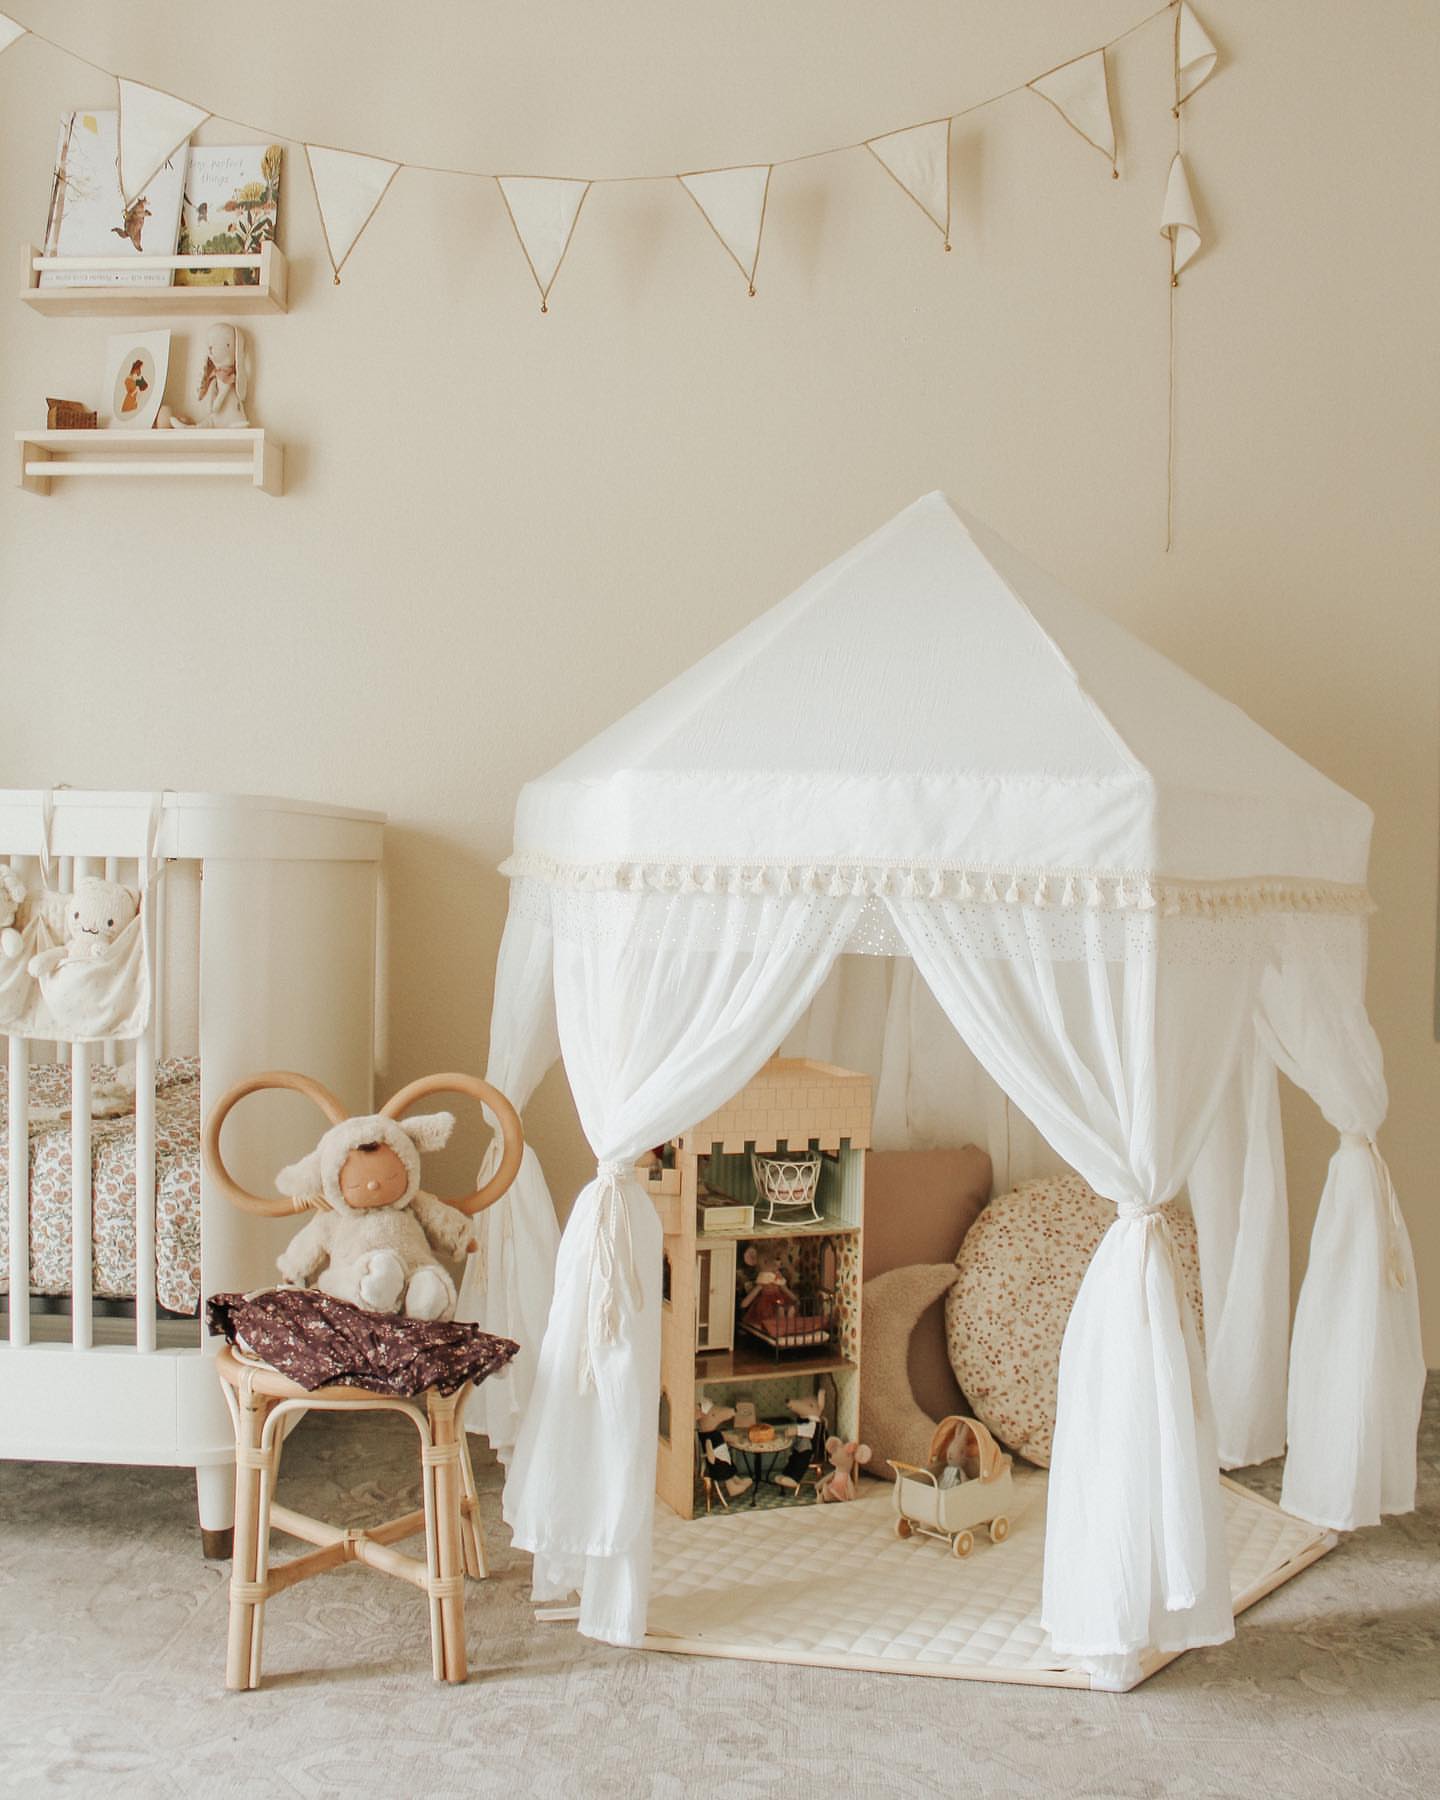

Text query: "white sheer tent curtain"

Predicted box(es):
[1256, 919, 1425, 1530]
[784, 953, 1063, 1182]
[1186, 1031, 1290, 1469]
[503, 886, 864, 1646]
[457, 910, 562, 1464]
[884, 898, 1257, 1689]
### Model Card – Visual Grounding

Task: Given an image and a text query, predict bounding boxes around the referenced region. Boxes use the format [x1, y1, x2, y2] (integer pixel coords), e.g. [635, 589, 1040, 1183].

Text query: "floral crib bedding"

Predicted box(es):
[0, 1056, 202, 1313]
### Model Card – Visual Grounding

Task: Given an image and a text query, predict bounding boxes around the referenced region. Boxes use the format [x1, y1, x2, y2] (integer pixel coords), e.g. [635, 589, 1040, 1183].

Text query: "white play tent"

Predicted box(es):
[468, 493, 1424, 1688]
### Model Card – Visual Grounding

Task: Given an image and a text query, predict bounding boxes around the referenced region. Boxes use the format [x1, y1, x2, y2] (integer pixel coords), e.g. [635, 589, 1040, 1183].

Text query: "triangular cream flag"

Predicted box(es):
[0, 14, 26, 56]
[116, 79, 208, 203]
[1161, 153, 1201, 281]
[1176, 2, 1219, 105]
[305, 145, 401, 283]
[1029, 50, 1117, 176]
[678, 165, 773, 294]
[865, 120, 951, 245]
[496, 177, 591, 311]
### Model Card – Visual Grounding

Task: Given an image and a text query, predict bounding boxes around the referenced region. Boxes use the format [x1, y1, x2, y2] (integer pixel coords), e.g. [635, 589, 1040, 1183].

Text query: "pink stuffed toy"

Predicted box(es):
[817, 1436, 872, 1502]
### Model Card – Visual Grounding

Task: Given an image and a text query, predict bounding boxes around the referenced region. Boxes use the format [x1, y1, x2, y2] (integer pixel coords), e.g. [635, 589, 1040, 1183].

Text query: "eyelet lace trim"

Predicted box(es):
[498, 853, 1373, 919]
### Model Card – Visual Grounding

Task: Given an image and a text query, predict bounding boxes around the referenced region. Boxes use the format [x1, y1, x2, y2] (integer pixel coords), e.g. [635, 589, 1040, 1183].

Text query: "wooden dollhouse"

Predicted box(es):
[639, 1058, 872, 1519]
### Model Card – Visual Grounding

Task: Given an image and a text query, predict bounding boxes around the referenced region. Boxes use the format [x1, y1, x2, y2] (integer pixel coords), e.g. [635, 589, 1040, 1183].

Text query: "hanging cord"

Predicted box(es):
[577, 1160, 643, 1393]
[1165, 5, 1183, 552]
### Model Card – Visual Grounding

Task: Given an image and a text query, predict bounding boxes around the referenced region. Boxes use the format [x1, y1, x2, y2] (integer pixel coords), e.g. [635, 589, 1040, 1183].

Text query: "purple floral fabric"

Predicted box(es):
[206, 1288, 519, 1397]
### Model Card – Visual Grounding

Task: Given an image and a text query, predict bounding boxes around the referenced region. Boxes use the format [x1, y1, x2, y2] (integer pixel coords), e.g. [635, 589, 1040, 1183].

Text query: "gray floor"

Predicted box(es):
[2, 1379, 1436, 1800]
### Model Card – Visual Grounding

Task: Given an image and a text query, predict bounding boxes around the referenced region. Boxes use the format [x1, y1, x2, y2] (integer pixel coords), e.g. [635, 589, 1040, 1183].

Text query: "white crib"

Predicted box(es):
[0, 789, 383, 1552]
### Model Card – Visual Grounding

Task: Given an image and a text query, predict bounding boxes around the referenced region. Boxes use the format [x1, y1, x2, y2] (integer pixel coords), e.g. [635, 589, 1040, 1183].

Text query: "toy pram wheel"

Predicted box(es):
[989, 1515, 1010, 1544]
[895, 1517, 913, 1539]
[951, 1529, 974, 1559]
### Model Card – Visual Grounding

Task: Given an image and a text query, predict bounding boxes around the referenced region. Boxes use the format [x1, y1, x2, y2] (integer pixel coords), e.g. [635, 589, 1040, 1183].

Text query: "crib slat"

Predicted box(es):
[103, 856, 119, 1066]
[70, 1042, 92, 1349]
[135, 1031, 158, 1351]
[7, 1035, 29, 1346]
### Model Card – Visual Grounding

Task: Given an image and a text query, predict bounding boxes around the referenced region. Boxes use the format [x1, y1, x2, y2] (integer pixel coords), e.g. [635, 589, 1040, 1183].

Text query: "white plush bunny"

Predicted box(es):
[0, 863, 25, 959]
[273, 1111, 475, 1320]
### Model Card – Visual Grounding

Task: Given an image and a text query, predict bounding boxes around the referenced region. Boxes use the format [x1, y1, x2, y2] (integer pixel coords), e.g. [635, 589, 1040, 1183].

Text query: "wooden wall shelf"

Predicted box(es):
[17, 428, 284, 496]
[19, 241, 288, 315]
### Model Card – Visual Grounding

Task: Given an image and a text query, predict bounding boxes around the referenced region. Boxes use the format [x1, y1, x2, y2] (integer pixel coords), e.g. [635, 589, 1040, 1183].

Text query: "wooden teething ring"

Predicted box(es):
[380, 1072, 524, 1217]
[204, 1069, 526, 1220]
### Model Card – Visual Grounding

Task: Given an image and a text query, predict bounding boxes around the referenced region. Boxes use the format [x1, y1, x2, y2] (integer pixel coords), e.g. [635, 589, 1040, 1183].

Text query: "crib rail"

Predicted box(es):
[3, 851, 169, 1352]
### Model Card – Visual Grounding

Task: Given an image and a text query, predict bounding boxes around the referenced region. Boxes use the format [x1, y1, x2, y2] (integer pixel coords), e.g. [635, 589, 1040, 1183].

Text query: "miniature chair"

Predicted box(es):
[204, 1070, 525, 1690]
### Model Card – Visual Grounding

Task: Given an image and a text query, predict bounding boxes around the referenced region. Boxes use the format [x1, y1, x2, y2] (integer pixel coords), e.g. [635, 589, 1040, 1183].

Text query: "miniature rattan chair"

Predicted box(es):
[204, 1070, 525, 1690]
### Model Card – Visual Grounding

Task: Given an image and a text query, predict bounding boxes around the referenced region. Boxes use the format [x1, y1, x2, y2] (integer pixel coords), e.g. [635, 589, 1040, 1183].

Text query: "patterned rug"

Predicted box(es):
[1, 1378, 1435, 1799]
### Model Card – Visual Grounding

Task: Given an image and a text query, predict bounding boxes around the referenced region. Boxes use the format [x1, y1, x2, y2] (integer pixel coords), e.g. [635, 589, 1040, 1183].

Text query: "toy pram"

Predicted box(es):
[888, 1415, 1014, 1559]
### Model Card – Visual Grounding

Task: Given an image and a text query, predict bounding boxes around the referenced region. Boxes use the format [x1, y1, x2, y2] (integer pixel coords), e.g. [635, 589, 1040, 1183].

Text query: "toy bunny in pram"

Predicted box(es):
[889, 1415, 1014, 1559]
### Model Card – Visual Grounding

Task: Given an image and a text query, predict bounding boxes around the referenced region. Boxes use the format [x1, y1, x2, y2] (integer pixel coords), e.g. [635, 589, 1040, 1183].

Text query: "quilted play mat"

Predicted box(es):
[643, 1468, 1335, 1691]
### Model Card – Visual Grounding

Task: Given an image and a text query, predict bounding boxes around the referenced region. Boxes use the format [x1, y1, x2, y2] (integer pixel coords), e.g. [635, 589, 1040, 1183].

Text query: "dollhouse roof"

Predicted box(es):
[507, 493, 1371, 891]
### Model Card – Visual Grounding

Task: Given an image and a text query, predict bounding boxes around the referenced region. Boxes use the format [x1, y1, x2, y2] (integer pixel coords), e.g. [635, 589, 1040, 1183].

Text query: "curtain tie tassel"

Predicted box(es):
[578, 1160, 644, 1392]
[1339, 1133, 1408, 1289]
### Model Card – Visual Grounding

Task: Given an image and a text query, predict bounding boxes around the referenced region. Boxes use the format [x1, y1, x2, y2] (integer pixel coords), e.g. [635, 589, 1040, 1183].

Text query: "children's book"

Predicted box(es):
[41, 111, 187, 287]
[175, 145, 283, 284]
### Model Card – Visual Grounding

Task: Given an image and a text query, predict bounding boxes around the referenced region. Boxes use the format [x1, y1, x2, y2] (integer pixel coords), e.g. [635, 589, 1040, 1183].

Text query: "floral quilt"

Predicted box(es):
[0, 1056, 202, 1313]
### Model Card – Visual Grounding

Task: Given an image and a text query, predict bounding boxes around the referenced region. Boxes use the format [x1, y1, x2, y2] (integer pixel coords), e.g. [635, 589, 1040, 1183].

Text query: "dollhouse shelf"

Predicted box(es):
[697, 1347, 857, 1383]
[698, 1219, 861, 1243]
[16, 428, 284, 496]
[19, 242, 288, 315]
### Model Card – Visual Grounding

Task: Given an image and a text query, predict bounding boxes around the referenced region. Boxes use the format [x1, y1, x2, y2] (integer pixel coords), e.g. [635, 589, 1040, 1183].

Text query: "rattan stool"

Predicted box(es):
[217, 1344, 487, 1688]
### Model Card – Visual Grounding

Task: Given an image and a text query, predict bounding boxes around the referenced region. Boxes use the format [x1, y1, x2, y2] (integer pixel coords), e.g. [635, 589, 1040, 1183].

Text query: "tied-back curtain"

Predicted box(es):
[1187, 1029, 1290, 1469]
[457, 910, 562, 1464]
[503, 887, 864, 1646]
[883, 897, 1256, 1688]
[1256, 919, 1425, 1529]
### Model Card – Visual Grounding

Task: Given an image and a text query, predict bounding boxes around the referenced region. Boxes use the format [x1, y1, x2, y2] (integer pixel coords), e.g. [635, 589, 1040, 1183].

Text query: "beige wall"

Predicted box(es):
[2, 2, 1436, 1356]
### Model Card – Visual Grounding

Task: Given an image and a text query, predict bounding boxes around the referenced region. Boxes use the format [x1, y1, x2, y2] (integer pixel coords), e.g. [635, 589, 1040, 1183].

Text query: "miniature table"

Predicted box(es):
[722, 1424, 799, 1505]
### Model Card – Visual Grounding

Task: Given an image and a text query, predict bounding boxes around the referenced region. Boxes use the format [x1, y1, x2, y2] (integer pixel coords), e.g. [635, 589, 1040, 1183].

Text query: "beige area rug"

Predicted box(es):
[0, 1378, 1435, 1799]
[646, 1468, 1333, 1687]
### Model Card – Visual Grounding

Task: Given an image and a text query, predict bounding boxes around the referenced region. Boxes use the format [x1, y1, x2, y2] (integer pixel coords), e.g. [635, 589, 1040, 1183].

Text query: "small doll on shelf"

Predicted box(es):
[738, 1244, 799, 1334]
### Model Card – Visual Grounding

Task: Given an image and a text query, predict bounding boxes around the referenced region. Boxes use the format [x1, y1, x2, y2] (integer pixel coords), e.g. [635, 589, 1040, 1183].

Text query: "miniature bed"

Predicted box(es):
[476, 494, 1424, 1691]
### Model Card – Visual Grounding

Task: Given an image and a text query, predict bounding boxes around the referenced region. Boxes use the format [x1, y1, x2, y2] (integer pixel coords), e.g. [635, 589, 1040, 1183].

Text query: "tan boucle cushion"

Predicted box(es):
[944, 1173, 1204, 1468]
[859, 1264, 959, 1483]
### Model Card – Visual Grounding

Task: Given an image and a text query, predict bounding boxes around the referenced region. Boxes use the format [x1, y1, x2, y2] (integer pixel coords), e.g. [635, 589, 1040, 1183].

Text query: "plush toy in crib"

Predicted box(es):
[817, 1436, 872, 1502]
[273, 1109, 477, 1320]
[27, 875, 139, 977]
[0, 863, 25, 958]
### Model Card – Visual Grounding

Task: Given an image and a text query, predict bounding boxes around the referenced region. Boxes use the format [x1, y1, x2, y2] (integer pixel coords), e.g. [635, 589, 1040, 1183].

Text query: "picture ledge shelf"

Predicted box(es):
[19, 241, 288, 315]
[16, 427, 284, 497]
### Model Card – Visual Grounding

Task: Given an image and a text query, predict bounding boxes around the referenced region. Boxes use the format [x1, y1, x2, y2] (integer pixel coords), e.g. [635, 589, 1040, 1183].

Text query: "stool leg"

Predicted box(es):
[457, 1425, 488, 1580]
[248, 1403, 289, 1687]
[427, 1392, 468, 1684]
[226, 1387, 272, 1691]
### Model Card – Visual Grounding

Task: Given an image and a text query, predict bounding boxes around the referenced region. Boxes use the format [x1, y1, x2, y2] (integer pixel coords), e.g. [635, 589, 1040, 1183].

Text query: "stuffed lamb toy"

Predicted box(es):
[0, 863, 25, 959]
[273, 1110, 475, 1320]
[27, 875, 139, 977]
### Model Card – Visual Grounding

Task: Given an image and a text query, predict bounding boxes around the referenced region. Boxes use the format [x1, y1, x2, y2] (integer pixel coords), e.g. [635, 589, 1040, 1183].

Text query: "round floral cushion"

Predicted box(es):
[944, 1172, 1204, 1468]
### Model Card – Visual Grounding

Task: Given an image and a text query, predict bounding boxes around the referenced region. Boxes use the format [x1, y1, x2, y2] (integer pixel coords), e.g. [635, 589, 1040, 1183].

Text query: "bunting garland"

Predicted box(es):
[303, 144, 401, 283]
[864, 119, 952, 246]
[1161, 1, 1220, 550]
[1175, 1, 1219, 105]
[1028, 50, 1118, 177]
[0, 2, 1223, 545]
[115, 79, 209, 202]
[496, 177, 591, 311]
[678, 165, 772, 294]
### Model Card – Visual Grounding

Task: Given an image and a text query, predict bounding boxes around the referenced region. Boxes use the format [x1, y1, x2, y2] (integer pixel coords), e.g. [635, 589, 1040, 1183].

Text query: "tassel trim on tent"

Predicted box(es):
[499, 853, 1374, 921]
